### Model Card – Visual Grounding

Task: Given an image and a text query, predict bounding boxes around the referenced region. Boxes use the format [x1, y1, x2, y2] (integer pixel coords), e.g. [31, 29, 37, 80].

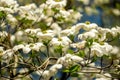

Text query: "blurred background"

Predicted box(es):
[17, 0, 120, 28]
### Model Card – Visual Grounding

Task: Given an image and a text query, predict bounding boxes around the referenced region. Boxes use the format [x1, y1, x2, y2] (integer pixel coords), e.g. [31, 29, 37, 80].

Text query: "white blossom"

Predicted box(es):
[25, 28, 41, 34]
[112, 9, 120, 16]
[19, 68, 29, 73]
[10, 35, 15, 45]
[111, 27, 119, 37]
[6, 14, 18, 27]
[29, 42, 45, 52]
[78, 29, 98, 40]
[95, 73, 111, 80]
[91, 42, 105, 57]
[13, 44, 24, 52]
[46, 0, 67, 8]
[37, 30, 54, 40]
[2, 49, 14, 59]
[79, 0, 89, 5]
[49, 64, 62, 74]
[60, 28, 75, 36]
[51, 23, 61, 36]
[44, 17, 53, 26]
[91, 42, 113, 57]
[15, 31, 24, 41]
[57, 57, 66, 64]
[50, 36, 71, 46]
[0, 31, 8, 42]
[0, 0, 19, 8]
[70, 41, 86, 49]
[68, 10, 82, 20]
[71, 55, 83, 62]
[22, 45, 31, 54]
[0, 6, 17, 13]
[101, 43, 113, 55]
[0, 47, 4, 56]
[82, 23, 98, 31]
[111, 46, 120, 54]
[41, 70, 51, 78]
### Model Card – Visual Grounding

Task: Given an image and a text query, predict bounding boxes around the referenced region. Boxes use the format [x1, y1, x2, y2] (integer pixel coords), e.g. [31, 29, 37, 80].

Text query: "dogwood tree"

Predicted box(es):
[0, 0, 120, 80]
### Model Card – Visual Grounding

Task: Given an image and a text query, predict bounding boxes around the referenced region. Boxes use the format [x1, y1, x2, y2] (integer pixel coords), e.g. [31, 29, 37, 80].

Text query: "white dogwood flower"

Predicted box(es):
[71, 55, 83, 62]
[111, 27, 119, 37]
[91, 42, 104, 57]
[91, 42, 113, 57]
[25, 28, 41, 34]
[22, 45, 31, 54]
[50, 36, 71, 46]
[101, 43, 113, 55]
[49, 64, 62, 74]
[75, 23, 98, 31]
[78, 29, 98, 40]
[70, 41, 86, 49]
[13, 44, 24, 52]
[0, 0, 19, 8]
[6, 14, 18, 27]
[51, 23, 61, 36]
[46, 0, 67, 8]
[111, 46, 120, 54]
[37, 30, 55, 40]
[60, 28, 74, 36]
[28, 42, 45, 52]
[15, 30, 24, 41]
[0, 47, 4, 56]
[2, 49, 14, 59]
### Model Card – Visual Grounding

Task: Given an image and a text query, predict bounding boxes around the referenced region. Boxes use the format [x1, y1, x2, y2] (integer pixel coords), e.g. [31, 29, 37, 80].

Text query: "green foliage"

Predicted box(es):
[54, 45, 63, 54]
[71, 73, 79, 77]
[67, 49, 74, 54]
[57, 16, 65, 22]
[36, 22, 50, 31]
[69, 35, 74, 42]
[91, 55, 97, 62]
[19, 18, 34, 28]
[63, 65, 80, 73]
[86, 38, 94, 47]
[0, 11, 6, 19]
[52, 8, 60, 13]
[77, 50, 85, 57]
[116, 3, 120, 9]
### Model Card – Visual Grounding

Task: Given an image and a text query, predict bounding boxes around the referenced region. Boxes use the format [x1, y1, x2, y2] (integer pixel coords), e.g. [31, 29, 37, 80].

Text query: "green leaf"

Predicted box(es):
[71, 73, 79, 77]
[54, 45, 63, 53]
[69, 65, 80, 72]
[63, 69, 70, 73]
[86, 38, 94, 47]
[67, 49, 74, 54]
[19, 18, 33, 28]
[21, 18, 33, 24]
[69, 35, 74, 42]
[52, 8, 59, 13]
[37, 22, 49, 31]
[63, 65, 80, 73]
[78, 50, 85, 57]
[116, 3, 120, 9]
[57, 16, 65, 22]
[0, 11, 6, 19]
[91, 56, 97, 62]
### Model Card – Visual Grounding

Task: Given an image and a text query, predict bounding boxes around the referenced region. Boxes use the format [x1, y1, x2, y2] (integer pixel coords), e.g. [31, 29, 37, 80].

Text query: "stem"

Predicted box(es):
[13, 53, 18, 76]
[86, 48, 91, 65]
[100, 57, 103, 73]
[46, 44, 49, 57]
[0, 57, 1, 78]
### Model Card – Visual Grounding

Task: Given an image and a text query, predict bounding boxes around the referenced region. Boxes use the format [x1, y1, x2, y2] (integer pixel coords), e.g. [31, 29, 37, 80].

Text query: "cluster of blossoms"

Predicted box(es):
[0, 0, 120, 80]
